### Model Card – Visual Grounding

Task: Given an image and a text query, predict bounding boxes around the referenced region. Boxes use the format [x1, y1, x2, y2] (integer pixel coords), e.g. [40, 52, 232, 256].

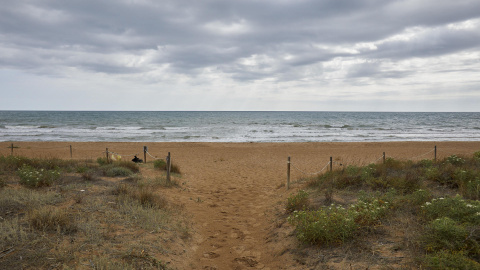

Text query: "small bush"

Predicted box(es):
[97, 157, 108, 166]
[422, 217, 473, 253]
[405, 189, 432, 206]
[422, 195, 480, 225]
[285, 190, 310, 213]
[288, 205, 358, 245]
[117, 161, 140, 173]
[446, 155, 465, 166]
[153, 159, 181, 174]
[153, 159, 167, 170]
[424, 250, 480, 270]
[474, 151, 480, 160]
[0, 176, 6, 188]
[105, 167, 134, 177]
[28, 206, 76, 233]
[288, 197, 390, 245]
[419, 159, 434, 168]
[460, 177, 480, 200]
[17, 165, 60, 188]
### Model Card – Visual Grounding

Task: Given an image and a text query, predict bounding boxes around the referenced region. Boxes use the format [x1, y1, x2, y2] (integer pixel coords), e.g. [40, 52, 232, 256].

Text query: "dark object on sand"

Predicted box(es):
[132, 156, 143, 163]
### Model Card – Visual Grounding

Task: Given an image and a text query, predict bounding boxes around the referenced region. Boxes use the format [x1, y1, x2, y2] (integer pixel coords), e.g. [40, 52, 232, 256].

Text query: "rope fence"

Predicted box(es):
[285, 145, 479, 190]
[1, 142, 479, 191]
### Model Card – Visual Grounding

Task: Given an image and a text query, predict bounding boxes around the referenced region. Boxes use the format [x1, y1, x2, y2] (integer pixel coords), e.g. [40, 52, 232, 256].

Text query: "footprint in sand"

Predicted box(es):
[203, 252, 220, 259]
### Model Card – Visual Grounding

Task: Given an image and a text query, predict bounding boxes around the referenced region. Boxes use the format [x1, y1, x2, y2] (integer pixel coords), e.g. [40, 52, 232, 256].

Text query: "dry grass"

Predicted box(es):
[0, 155, 188, 269]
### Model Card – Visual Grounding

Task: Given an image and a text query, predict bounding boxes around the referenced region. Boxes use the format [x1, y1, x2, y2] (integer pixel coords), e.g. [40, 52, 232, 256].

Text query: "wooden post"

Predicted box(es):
[106, 148, 109, 164]
[143, 146, 147, 164]
[8, 144, 19, 156]
[383, 152, 386, 164]
[287, 156, 291, 190]
[330, 157, 333, 172]
[166, 152, 171, 183]
[434, 145, 437, 162]
[70, 145, 73, 159]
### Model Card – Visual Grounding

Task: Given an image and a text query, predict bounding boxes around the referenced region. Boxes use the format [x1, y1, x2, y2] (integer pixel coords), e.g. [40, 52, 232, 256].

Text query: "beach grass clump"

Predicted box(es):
[105, 166, 134, 177]
[153, 159, 181, 174]
[28, 206, 76, 233]
[17, 165, 61, 188]
[113, 183, 168, 210]
[153, 159, 167, 170]
[138, 176, 179, 188]
[423, 250, 480, 270]
[285, 190, 310, 213]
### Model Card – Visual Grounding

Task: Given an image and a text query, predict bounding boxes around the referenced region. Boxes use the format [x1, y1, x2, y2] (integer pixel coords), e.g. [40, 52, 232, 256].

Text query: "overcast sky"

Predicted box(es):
[1, 0, 480, 111]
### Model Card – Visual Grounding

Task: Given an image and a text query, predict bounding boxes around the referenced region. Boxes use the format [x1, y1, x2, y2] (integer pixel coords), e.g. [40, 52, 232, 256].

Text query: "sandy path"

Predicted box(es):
[2, 141, 480, 269]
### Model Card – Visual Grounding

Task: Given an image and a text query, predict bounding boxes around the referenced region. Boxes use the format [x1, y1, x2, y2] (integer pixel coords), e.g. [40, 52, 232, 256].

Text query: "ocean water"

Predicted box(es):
[0, 111, 479, 142]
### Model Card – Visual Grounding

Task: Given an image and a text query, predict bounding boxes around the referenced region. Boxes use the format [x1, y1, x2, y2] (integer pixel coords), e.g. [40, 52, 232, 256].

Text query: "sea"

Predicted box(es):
[0, 111, 479, 142]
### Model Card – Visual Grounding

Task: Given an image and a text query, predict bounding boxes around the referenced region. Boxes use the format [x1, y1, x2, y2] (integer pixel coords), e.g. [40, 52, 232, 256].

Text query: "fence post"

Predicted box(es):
[143, 146, 147, 164]
[434, 145, 437, 162]
[10, 143, 14, 156]
[166, 152, 171, 183]
[330, 157, 333, 172]
[70, 145, 73, 159]
[287, 156, 291, 190]
[383, 152, 386, 164]
[106, 148, 110, 164]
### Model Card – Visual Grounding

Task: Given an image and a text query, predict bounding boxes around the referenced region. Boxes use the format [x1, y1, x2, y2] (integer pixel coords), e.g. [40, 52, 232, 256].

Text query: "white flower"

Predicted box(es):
[425, 202, 431, 206]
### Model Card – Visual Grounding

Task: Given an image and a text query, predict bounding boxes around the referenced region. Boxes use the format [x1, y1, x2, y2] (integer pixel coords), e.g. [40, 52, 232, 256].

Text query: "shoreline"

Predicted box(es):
[2, 141, 479, 167]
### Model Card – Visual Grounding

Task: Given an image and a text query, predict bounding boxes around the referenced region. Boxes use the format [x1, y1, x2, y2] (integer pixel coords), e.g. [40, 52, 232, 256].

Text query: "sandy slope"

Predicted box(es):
[2, 141, 479, 269]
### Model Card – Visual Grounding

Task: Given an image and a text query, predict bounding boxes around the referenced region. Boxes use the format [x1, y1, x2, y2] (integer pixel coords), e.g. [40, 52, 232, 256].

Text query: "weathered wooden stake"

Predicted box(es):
[70, 145, 73, 159]
[10, 143, 14, 156]
[287, 156, 291, 190]
[143, 146, 147, 164]
[434, 145, 437, 162]
[383, 152, 386, 164]
[166, 152, 171, 183]
[106, 148, 110, 164]
[330, 157, 333, 172]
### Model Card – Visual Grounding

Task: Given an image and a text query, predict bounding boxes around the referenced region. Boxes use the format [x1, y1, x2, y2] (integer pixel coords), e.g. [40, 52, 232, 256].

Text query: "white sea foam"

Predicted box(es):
[1, 111, 479, 142]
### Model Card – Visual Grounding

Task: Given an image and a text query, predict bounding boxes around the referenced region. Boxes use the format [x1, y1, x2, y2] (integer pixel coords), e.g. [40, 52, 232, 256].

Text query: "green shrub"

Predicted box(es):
[105, 167, 133, 177]
[153, 159, 167, 170]
[422, 217, 473, 253]
[352, 197, 390, 226]
[288, 205, 358, 245]
[285, 190, 310, 213]
[288, 197, 390, 245]
[422, 195, 480, 225]
[406, 189, 432, 206]
[446, 155, 465, 166]
[17, 165, 60, 188]
[474, 151, 480, 160]
[419, 159, 434, 168]
[424, 250, 480, 270]
[117, 161, 140, 173]
[460, 177, 480, 200]
[0, 176, 6, 188]
[153, 159, 181, 174]
[97, 157, 108, 166]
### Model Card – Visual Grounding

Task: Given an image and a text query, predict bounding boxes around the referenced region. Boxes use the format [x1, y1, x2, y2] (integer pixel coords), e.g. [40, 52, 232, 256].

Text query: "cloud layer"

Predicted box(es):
[1, 0, 479, 111]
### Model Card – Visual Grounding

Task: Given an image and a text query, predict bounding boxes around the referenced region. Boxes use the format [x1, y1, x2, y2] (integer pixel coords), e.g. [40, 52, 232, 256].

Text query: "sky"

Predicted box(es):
[1, 0, 480, 112]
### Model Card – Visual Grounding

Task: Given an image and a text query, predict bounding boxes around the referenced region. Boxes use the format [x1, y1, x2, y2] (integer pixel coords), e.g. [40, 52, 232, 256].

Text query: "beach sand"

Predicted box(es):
[2, 141, 480, 268]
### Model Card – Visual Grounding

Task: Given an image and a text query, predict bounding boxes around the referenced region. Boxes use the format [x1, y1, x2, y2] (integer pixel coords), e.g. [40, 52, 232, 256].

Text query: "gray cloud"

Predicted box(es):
[1, 0, 479, 110]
